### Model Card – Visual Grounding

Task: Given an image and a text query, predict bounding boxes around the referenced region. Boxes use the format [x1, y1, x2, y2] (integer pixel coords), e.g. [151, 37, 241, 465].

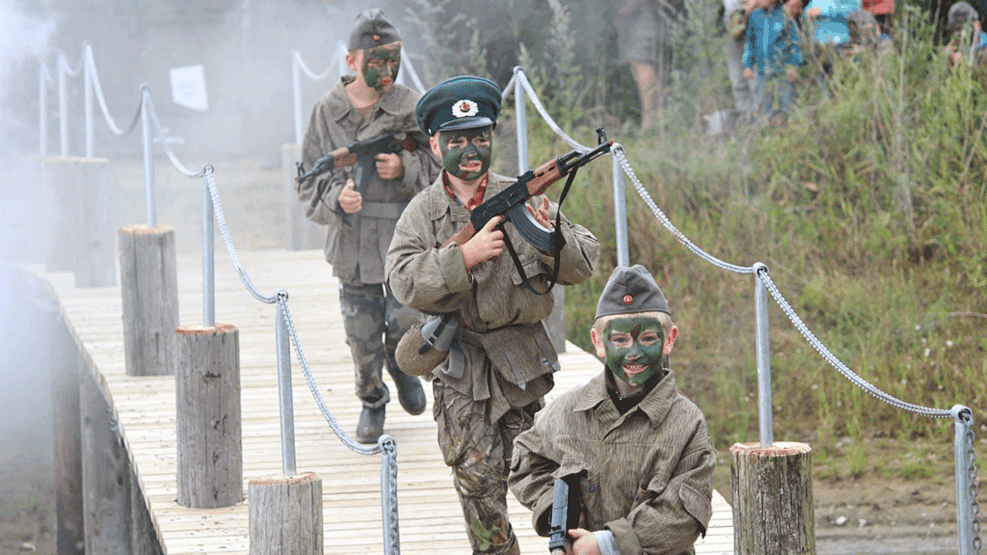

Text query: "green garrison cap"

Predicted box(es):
[415, 75, 501, 136]
[949, 1, 979, 27]
[348, 8, 401, 51]
[595, 265, 671, 319]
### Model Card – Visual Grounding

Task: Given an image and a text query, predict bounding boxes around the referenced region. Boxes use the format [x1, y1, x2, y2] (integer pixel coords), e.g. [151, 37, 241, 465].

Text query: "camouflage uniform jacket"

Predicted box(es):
[508, 370, 716, 555]
[297, 76, 439, 285]
[385, 171, 600, 420]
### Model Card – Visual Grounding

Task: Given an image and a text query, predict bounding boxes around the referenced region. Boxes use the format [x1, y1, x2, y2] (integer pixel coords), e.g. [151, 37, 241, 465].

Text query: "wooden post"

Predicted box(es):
[282, 143, 325, 250]
[41, 157, 83, 272]
[53, 347, 84, 555]
[80, 367, 132, 555]
[118, 224, 179, 376]
[545, 286, 567, 353]
[249, 473, 324, 555]
[730, 441, 815, 555]
[175, 324, 244, 508]
[71, 157, 116, 288]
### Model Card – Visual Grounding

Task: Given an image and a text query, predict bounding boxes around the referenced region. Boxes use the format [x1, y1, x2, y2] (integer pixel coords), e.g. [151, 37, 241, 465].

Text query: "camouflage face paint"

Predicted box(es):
[361, 45, 401, 91]
[602, 316, 665, 387]
[438, 127, 492, 181]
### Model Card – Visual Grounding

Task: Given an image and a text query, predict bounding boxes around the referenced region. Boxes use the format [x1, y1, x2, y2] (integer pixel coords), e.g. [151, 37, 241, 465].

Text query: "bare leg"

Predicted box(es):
[629, 59, 660, 129]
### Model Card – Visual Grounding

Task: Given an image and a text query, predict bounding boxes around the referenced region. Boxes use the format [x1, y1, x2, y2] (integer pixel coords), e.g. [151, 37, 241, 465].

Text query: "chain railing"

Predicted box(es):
[506, 64, 981, 555]
[39, 41, 404, 555]
[39, 40, 981, 554]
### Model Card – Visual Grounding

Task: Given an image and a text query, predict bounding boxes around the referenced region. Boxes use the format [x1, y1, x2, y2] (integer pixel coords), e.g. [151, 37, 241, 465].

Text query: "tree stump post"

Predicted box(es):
[41, 157, 82, 273]
[53, 344, 84, 555]
[248, 473, 324, 555]
[545, 286, 567, 353]
[730, 441, 815, 555]
[118, 224, 179, 376]
[282, 143, 325, 251]
[175, 324, 244, 508]
[71, 157, 116, 288]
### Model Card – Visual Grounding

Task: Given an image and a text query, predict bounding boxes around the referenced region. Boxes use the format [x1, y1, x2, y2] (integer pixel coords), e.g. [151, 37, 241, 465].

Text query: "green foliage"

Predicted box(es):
[505, 2, 986, 454]
[409, 0, 984, 476]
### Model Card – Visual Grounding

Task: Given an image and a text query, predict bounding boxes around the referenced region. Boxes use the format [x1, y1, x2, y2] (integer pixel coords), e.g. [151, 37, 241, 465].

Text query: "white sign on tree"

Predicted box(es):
[169, 64, 209, 111]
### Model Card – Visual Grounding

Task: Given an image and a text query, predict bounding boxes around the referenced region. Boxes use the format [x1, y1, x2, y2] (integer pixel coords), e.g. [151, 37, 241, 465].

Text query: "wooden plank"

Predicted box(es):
[42, 248, 734, 555]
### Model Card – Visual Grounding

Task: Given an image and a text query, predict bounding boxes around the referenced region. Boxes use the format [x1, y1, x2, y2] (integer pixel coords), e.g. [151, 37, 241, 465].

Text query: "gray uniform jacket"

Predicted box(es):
[297, 76, 439, 285]
[508, 370, 715, 555]
[385, 171, 600, 419]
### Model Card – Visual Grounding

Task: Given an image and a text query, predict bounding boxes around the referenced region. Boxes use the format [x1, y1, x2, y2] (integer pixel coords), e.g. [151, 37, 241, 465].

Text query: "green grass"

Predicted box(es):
[492, 1, 986, 476]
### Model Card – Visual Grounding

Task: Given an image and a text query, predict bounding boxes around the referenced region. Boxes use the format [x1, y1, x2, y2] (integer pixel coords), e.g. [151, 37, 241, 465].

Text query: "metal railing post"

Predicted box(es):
[275, 295, 297, 476]
[754, 263, 774, 447]
[953, 404, 975, 555]
[612, 145, 629, 267]
[514, 69, 529, 173]
[140, 86, 157, 227]
[58, 53, 69, 157]
[292, 51, 304, 146]
[39, 62, 49, 156]
[84, 43, 94, 158]
[202, 174, 215, 327]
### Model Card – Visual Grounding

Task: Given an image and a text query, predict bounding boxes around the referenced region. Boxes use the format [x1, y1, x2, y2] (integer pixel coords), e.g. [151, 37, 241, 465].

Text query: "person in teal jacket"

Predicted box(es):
[742, 0, 804, 121]
[804, 0, 861, 45]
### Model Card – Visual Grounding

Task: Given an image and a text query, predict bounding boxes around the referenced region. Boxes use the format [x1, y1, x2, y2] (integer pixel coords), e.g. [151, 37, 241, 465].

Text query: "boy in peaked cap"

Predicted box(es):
[385, 75, 600, 555]
[296, 8, 440, 444]
[510, 265, 715, 555]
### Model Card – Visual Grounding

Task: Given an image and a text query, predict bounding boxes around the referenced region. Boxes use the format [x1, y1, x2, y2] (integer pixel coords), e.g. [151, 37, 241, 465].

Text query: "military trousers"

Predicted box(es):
[338, 281, 422, 408]
[432, 379, 540, 555]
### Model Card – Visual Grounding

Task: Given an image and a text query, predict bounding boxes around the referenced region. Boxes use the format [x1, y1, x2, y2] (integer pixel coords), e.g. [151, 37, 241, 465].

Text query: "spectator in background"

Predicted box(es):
[843, 8, 892, 59]
[743, 0, 804, 123]
[945, 2, 987, 68]
[860, 0, 894, 29]
[803, 0, 861, 87]
[616, 0, 682, 129]
[724, 0, 758, 119]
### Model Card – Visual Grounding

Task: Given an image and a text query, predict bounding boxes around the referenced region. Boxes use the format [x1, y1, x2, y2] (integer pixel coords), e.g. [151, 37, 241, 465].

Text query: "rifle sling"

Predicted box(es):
[507, 167, 578, 296]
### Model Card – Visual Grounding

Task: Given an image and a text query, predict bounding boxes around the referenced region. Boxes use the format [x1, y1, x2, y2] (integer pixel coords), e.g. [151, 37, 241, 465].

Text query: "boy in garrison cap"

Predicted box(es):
[385, 75, 600, 555]
[509, 265, 715, 555]
[296, 8, 440, 444]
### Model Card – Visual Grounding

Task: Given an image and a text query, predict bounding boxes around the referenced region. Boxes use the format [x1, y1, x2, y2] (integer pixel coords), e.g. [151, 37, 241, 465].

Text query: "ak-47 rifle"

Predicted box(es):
[548, 475, 582, 555]
[295, 132, 419, 191]
[441, 128, 613, 255]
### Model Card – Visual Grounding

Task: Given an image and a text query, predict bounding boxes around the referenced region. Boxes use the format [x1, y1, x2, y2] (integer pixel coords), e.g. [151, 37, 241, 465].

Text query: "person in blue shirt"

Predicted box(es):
[803, 0, 861, 89]
[742, 0, 804, 122]
[803, 0, 861, 45]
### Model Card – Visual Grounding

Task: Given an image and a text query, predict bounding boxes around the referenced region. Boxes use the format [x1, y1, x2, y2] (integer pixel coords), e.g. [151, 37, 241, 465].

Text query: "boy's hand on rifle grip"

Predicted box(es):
[375, 152, 404, 180]
[527, 197, 554, 229]
[461, 216, 504, 270]
[338, 180, 363, 214]
[567, 528, 601, 555]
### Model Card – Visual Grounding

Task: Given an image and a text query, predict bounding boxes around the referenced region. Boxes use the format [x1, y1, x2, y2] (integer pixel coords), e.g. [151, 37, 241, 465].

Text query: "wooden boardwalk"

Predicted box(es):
[42, 247, 733, 555]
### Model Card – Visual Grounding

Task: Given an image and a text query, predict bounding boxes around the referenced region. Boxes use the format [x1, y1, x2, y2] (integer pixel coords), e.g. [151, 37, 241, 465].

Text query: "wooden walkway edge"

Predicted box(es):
[40, 248, 733, 554]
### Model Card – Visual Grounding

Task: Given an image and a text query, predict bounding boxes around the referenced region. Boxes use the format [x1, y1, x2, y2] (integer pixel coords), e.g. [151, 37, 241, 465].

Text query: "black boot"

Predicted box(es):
[392, 371, 426, 415]
[356, 405, 385, 444]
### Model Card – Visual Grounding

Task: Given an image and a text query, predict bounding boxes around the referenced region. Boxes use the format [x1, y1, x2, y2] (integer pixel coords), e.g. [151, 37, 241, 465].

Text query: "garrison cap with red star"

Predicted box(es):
[347, 8, 401, 51]
[415, 75, 501, 136]
[595, 265, 671, 319]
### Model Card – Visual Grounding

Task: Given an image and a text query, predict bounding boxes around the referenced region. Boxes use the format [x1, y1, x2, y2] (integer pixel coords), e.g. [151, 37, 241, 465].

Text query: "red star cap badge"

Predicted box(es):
[623, 294, 633, 305]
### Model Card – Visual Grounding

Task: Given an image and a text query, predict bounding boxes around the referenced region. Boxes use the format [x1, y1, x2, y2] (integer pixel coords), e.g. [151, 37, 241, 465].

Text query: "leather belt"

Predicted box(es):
[360, 201, 408, 219]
